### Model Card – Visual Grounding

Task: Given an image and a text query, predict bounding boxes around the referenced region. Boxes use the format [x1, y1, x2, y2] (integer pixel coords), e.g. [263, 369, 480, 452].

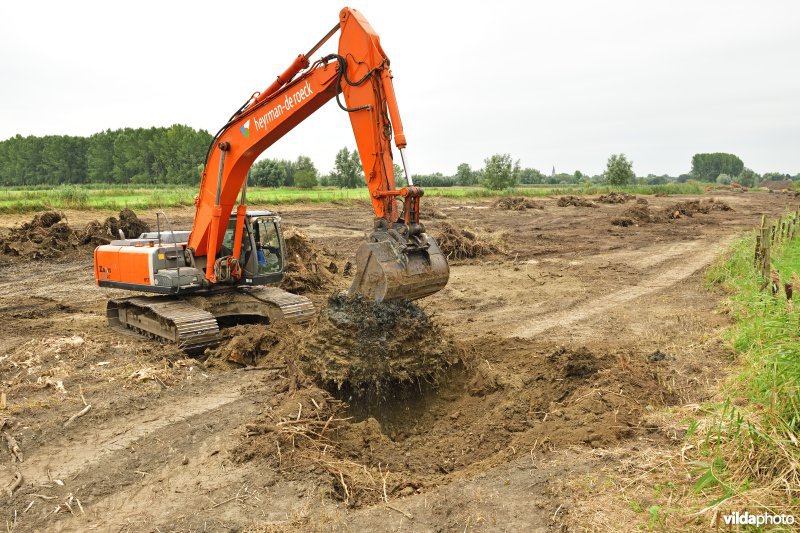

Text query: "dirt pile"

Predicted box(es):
[0, 211, 79, 259]
[297, 293, 460, 398]
[232, 337, 678, 508]
[613, 204, 660, 226]
[0, 209, 153, 260]
[99, 207, 150, 239]
[434, 222, 501, 259]
[421, 206, 449, 219]
[598, 192, 635, 204]
[760, 179, 794, 191]
[612, 199, 732, 226]
[203, 324, 291, 367]
[229, 294, 461, 506]
[495, 197, 544, 210]
[79, 208, 151, 247]
[664, 199, 732, 218]
[557, 196, 597, 208]
[280, 227, 336, 293]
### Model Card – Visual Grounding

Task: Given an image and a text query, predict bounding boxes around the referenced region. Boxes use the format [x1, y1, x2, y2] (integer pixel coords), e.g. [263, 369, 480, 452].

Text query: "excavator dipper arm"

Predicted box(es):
[188, 7, 448, 301]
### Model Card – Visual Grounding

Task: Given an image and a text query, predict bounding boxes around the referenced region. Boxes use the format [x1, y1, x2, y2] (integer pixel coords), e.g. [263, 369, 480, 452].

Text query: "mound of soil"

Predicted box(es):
[598, 192, 635, 204]
[297, 293, 459, 398]
[614, 199, 732, 226]
[664, 199, 732, 219]
[495, 197, 544, 210]
[233, 337, 678, 508]
[203, 324, 290, 367]
[280, 227, 335, 293]
[0, 211, 79, 260]
[100, 207, 150, 239]
[557, 196, 597, 208]
[434, 222, 501, 259]
[421, 206, 449, 219]
[619, 203, 664, 224]
[611, 217, 636, 227]
[760, 179, 794, 191]
[0, 208, 153, 260]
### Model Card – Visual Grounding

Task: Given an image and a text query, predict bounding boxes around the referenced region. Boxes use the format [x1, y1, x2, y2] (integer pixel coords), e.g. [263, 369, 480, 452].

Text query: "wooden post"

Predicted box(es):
[755, 214, 766, 267]
[755, 232, 762, 267]
[762, 224, 772, 282]
[796, 209, 800, 240]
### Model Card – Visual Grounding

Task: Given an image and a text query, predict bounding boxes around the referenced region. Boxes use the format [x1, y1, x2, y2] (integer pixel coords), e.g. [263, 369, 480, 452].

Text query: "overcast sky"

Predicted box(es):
[1, 1, 798, 176]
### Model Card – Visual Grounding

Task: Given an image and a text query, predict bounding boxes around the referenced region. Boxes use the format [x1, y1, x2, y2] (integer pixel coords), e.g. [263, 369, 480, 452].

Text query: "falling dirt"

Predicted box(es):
[494, 196, 544, 210]
[433, 222, 502, 259]
[295, 293, 460, 398]
[557, 195, 598, 208]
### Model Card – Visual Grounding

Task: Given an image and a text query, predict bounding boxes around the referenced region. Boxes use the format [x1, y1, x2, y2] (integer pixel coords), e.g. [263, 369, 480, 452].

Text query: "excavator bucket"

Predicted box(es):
[349, 234, 449, 302]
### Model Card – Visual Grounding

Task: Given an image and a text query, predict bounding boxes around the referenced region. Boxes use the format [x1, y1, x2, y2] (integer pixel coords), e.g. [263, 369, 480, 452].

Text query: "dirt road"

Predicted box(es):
[0, 191, 795, 531]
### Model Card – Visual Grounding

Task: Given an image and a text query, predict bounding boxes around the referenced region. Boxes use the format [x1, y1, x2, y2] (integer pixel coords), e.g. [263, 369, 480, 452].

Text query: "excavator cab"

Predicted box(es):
[219, 211, 286, 285]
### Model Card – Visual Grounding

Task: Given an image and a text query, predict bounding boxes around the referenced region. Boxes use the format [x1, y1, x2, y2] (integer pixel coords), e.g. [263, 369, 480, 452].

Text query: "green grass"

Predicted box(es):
[0, 182, 705, 214]
[694, 228, 800, 515]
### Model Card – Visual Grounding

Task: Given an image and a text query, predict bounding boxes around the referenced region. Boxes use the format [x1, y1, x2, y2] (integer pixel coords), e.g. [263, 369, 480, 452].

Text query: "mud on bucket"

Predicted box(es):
[349, 234, 449, 302]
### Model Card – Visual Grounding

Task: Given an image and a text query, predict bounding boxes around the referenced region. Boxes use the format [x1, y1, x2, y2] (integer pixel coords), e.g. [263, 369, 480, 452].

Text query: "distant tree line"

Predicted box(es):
[689, 153, 800, 187]
[2, 130, 797, 190]
[0, 125, 212, 186]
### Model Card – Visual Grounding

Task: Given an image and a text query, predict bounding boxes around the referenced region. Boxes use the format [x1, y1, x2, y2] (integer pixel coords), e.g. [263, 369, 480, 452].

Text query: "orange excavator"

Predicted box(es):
[93, 7, 449, 352]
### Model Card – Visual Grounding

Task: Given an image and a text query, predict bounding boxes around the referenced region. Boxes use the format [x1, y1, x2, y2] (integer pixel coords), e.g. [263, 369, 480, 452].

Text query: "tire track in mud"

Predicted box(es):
[511, 237, 729, 338]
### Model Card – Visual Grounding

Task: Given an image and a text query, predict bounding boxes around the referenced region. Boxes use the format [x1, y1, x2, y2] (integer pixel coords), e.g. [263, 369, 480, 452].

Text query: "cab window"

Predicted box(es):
[255, 219, 282, 274]
[221, 226, 235, 256]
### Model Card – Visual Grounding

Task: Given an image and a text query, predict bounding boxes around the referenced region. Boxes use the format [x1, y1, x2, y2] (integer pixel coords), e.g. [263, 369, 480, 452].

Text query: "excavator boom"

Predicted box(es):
[188, 7, 449, 301]
[93, 7, 448, 353]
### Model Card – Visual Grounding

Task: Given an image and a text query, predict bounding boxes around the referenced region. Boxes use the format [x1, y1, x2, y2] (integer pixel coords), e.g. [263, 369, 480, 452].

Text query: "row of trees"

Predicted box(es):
[688, 153, 800, 187]
[1, 130, 796, 190]
[249, 148, 364, 189]
[401, 154, 635, 190]
[0, 125, 212, 186]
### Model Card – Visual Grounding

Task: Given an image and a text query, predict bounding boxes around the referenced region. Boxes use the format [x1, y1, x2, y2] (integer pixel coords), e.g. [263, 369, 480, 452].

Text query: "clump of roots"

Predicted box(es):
[495, 197, 544, 210]
[557, 196, 597, 208]
[434, 222, 501, 259]
[280, 227, 335, 293]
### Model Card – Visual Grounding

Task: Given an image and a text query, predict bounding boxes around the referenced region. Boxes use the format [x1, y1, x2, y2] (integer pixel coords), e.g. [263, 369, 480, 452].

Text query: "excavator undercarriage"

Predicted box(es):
[107, 286, 314, 354]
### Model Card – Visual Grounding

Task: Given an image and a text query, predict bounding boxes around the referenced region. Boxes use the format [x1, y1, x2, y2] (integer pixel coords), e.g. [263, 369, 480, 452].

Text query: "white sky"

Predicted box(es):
[1, 0, 798, 176]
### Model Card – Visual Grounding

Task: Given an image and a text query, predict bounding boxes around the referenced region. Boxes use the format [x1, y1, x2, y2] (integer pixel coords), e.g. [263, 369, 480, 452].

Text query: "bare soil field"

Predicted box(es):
[0, 190, 797, 531]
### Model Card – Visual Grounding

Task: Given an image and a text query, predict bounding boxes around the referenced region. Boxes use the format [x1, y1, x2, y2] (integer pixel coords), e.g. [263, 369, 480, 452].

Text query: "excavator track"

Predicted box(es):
[107, 297, 221, 354]
[107, 287, 314, 354]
